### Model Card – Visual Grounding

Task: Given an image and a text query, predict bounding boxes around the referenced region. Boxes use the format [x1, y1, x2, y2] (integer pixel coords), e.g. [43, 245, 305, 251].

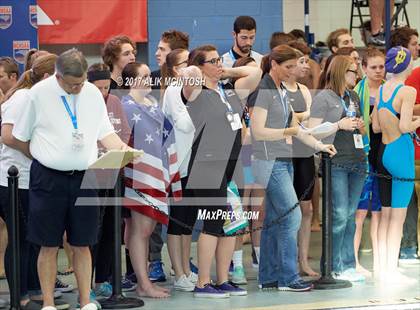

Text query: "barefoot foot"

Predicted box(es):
[153, 283, 170, 293]
[300, 264, 320, 277]
[311, 222, 321, 232]
[136, 285, 170, 298]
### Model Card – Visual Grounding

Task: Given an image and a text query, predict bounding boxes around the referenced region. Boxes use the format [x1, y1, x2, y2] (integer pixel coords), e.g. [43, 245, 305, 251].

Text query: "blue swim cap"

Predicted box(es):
[385, 46, 411, 74]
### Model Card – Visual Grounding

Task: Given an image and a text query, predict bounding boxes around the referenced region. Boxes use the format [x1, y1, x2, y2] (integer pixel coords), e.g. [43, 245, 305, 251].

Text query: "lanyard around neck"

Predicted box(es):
[217, 83, 233, 112]
[60, 96, 78, 130]
[339, 90, 350, 112]
[278, 83, 290, 127]
[229, 49, 251, 62]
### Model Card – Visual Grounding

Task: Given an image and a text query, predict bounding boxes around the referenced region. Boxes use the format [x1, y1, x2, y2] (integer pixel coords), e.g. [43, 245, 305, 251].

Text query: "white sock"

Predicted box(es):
[232, 250, 243, 268]
[254, 247, 260, 264]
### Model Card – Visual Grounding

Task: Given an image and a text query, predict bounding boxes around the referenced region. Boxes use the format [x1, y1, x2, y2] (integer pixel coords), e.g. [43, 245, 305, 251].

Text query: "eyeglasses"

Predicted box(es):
[59, 74, 86, 89]
[203, 57, 223, 65]
[347, 69, 358, 75]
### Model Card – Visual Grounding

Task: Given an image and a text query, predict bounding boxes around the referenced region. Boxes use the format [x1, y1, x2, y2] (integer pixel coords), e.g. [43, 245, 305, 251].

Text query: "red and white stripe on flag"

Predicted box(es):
[37, 0, 147, 44]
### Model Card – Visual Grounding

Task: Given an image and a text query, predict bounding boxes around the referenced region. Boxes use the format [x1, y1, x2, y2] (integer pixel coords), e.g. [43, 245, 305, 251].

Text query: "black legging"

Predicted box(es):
[91, 180, 125, 283]
[91, 204, 114, 283]
[0, 186, 41, 299]
[292, 156, 315, 201]
[167, 177, 198, 235]
[188, 160, 232, 236]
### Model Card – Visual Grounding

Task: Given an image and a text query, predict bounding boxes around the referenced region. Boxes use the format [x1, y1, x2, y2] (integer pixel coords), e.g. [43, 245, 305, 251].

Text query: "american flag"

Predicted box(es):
[121, 95, 182, 225]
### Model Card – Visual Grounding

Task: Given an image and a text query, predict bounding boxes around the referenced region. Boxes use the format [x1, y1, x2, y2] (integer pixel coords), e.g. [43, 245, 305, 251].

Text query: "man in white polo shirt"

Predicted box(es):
[222, 16, 263, 68]
[13, 49, 135, 310]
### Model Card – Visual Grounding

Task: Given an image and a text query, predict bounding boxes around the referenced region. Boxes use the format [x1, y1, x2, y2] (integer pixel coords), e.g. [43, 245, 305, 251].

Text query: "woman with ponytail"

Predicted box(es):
[1, 54, 58, 310]
[251, 45, 336, 291]
[161, 49, 201, 292]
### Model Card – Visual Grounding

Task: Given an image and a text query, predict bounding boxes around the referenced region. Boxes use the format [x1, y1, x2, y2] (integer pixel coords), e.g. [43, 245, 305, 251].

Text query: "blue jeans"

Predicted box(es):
[331, 163, 366, 273]
[253, 159, 302, 286]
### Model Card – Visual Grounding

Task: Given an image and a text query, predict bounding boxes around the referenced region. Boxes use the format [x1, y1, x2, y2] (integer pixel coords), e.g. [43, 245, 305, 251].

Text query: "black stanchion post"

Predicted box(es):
[304, 0, 314, 46]
[8, 165, 20, 310]
[304, 0, 310, 43]
[313, 153, 352, 290]
[100, 171, 144, 309]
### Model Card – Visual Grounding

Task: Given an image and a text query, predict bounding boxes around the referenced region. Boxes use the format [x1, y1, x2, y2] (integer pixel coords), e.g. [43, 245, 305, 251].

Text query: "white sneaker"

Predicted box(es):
[187, 272, 198, 284]
[41, 307, 57, 310]
[398, 254, 420, 265]
[333, 269, 365, 282]
[174, 274, 195, 292]
[80, 303, 98, 310]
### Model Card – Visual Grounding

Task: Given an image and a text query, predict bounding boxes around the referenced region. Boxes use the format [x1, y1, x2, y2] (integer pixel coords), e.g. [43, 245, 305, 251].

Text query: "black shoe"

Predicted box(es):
[278, 280, 312, 292]
[258, 281, 278, 290]
[368, 32, 385, 46]
[55, 278, 74, 293]
[251, 248, 259, 269]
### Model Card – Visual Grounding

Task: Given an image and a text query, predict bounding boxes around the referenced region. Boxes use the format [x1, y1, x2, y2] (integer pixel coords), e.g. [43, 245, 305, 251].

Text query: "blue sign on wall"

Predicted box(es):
[0, 0, 38, 73]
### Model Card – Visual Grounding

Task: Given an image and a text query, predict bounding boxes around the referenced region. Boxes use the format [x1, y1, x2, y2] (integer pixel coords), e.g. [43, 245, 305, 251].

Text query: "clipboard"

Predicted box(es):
[299, 122, 336, 138]
[89, 149, 144, 170]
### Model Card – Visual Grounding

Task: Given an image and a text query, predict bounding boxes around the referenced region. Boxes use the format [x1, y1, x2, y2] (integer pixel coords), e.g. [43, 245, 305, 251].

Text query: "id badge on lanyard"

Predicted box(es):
[61, 96, 84, 151]
[218, 84, 241, 131]
[353, 134, 363, 149]
[72, 132, 85, 151]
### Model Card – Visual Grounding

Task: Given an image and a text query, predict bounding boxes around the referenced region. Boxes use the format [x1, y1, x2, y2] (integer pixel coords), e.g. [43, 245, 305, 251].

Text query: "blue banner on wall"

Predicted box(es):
[0, 0, 38, 73]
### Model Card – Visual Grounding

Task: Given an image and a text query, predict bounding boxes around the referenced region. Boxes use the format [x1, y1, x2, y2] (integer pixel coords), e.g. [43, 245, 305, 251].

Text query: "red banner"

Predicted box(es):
[37, 0, 147, 44]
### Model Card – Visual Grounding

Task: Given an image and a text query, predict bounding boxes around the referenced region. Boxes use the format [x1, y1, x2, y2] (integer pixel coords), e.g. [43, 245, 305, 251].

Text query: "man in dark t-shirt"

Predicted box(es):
[151, 30, 190, 92]
[222, 16, 263, 68]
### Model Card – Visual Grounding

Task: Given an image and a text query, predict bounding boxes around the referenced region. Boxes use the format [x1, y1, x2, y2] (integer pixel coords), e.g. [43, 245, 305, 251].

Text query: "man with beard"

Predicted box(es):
[222, 16, 263, 68]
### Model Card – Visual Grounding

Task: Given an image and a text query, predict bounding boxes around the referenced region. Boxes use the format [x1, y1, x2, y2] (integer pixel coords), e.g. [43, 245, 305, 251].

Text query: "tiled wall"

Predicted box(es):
[147, 0, 284, 70]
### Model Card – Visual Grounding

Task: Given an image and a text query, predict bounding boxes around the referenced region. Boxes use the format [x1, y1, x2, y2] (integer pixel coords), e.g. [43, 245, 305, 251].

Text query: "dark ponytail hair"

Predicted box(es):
[318, 54, 336, 90]
[121, 62, 147, 90]
[260, 44, 298, 75]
